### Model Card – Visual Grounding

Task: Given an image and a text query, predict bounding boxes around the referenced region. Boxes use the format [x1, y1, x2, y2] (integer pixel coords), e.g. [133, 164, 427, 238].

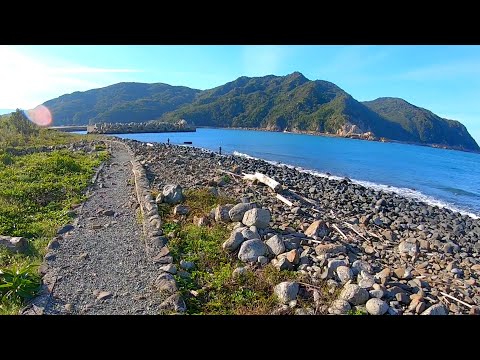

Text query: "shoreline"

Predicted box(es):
[231, 151, 480, 220]
[120, 138, 480, 314]
[103, 132, 480, 219]
[195, 126, 480, 155]
[123, 136, 479, 234]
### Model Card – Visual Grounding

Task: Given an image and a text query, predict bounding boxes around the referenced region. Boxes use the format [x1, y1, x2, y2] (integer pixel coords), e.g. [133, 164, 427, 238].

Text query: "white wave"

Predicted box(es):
[232, 151, 257, 160]
[232, 150, 480, 219]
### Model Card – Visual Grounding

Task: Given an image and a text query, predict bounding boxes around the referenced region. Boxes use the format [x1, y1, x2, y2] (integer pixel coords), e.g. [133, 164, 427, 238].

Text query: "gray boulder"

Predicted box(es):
[351, 260, 372, 276]
[274, 282, 299, 304]
[229, 203, 256, 222]
[180, 260, 195, 270]
[336, 266, 353, 284]
[339, 284, 369, 305]
[159, 293, 187, 313]
[358, 271, 376, 289]
[222, 229, 246, 252]
[304, 220, 330, 238]
[241, 228, 259, 240]
[266, 234, 286, 256]
[328, 299, 351, 314]
[421, 303, 448, 315]
[398, 240, 418, 257]
[0, 236, 28, 253]
[162, 184, 184, 204]
[365, 298, 389, 315]
[242, 208, 271, 229]
[238, 239, 268, 263]
[173, 204, 190, 216]
[215, 204, 233, 222]
[315, 244, 346, 256]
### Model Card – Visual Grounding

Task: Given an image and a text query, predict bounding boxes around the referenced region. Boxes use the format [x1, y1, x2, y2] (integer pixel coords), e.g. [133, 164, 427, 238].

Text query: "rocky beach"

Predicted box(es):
[124, 138, 480, 315]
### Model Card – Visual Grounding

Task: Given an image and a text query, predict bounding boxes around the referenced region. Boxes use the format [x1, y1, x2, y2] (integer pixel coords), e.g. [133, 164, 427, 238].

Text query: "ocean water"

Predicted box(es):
[77, 128, 480, 218]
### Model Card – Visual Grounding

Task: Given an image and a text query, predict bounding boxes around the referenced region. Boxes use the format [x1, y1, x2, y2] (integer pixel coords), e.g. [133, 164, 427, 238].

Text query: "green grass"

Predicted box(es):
[0, 146, 108, 314]
[347, 308, 368, 315]
[0, 263, 41, 310]
[160, 188, 321, 315]
[183, 188, 233, 218]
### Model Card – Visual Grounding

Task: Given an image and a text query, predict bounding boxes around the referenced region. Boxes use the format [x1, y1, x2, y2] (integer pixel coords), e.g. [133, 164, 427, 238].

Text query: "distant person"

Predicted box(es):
[167, 138, 170, 145]
[219, 146, 222, 155]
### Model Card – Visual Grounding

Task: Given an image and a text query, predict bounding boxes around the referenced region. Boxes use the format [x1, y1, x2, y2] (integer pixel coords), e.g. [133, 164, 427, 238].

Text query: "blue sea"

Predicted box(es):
[77, 128, 480, 218]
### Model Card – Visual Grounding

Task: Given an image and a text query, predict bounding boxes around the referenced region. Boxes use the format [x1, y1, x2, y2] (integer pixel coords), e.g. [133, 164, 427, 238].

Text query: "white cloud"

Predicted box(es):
[0, 46, 141, 109]
[242, 45, 289, 76]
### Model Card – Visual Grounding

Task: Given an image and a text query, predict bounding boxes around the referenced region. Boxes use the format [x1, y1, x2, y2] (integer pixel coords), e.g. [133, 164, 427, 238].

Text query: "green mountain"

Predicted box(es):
[44, 82, 200, 126]
[159, 72, 413, 141]
[362, 97, 479, 151]
[42, 72, 479, 152]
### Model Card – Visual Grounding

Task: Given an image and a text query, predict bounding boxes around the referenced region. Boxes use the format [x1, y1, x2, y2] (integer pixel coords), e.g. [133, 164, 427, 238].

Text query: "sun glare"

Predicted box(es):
[25, 105, 53, 127]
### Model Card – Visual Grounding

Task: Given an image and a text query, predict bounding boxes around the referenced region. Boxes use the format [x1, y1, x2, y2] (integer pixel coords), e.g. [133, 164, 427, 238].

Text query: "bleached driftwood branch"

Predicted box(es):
[243, 172, 282, 192]
[275, 194, 293, 207]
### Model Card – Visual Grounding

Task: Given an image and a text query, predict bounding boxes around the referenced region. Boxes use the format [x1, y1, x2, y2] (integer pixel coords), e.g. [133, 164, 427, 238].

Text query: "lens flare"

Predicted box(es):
[25, 105, 53, 127]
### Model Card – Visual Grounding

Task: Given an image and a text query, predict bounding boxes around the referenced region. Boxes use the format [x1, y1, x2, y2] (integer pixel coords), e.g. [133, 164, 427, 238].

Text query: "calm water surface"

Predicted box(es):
[76, 128, 480, 217]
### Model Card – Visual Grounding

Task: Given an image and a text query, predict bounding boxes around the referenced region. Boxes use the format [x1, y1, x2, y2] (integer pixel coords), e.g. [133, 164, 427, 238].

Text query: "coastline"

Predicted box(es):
[195, 126, 480, 154]
[123, 137, 479, 228]
[97, 128, 479, 218]
[120, 138, 480, 314]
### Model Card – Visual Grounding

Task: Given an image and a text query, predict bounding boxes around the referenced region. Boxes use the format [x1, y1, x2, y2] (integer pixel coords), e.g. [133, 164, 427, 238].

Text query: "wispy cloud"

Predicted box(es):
[242, 45, 290, 76]
[53, 67, 142, 74]
[0, 46, 141, 109]
[396, 60, 480, 81]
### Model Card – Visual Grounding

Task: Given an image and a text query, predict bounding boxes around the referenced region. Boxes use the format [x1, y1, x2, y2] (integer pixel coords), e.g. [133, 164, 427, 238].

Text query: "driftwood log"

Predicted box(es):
[243, 172, 282, 192]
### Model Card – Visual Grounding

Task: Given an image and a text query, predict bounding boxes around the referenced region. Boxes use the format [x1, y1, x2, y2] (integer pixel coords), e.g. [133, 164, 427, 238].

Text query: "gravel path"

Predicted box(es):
[44, 142, 163, 315]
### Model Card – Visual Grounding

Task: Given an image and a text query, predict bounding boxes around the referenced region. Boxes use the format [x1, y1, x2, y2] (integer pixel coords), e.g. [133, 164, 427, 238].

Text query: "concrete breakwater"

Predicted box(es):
[87, 119, 195, 134]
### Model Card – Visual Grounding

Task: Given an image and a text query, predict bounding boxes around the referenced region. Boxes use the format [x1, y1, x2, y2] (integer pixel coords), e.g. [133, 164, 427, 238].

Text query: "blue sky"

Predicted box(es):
[1, 45, 480, 143]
